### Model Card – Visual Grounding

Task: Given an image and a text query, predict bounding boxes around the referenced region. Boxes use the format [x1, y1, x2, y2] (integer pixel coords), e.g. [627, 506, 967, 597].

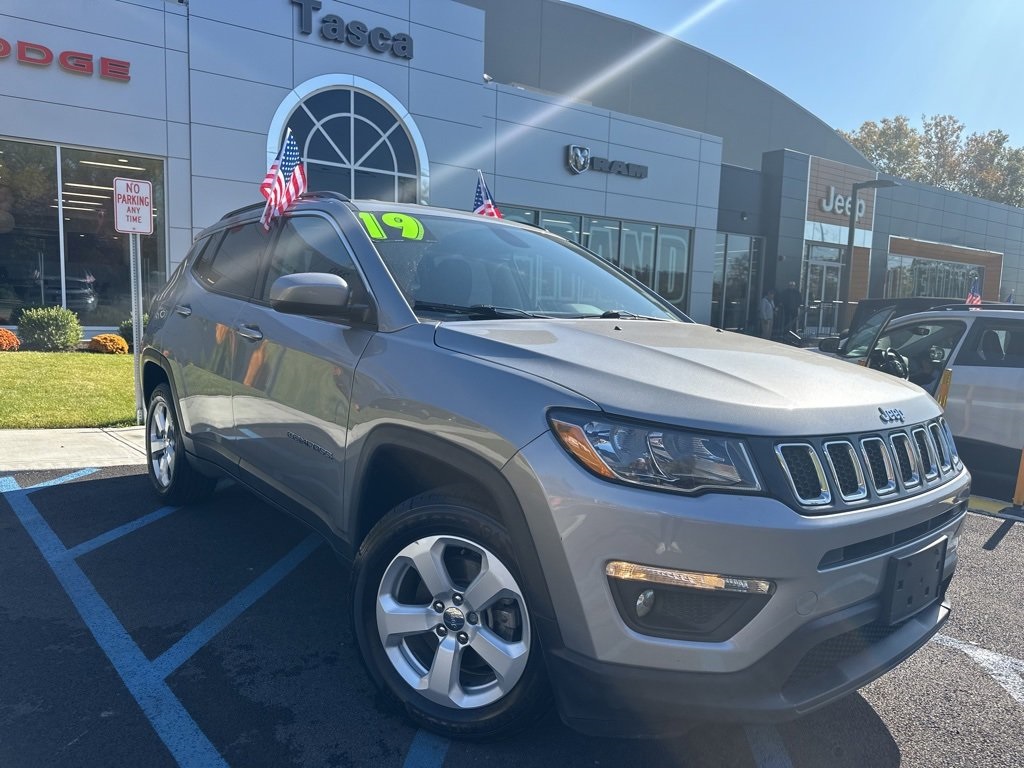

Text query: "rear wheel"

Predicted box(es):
[351, 491, 549, 739]
[146, 382, 216, 504]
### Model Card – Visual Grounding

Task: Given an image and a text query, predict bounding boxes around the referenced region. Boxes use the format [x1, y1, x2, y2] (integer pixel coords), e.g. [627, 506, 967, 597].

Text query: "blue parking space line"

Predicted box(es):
[65, 505, 180, 561]
[151, 533, 322, 680]
[745, 725, 794, 768]
[30, 468, 100, 489]
[0, 476, 17, 493]
[2, 476, 228, 767]
[401, 729, 450, 768]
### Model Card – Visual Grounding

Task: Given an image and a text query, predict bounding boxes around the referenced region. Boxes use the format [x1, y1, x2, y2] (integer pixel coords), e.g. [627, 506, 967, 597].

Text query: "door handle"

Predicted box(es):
[174, 304, 192, 317]
[236, 324, 263, 342]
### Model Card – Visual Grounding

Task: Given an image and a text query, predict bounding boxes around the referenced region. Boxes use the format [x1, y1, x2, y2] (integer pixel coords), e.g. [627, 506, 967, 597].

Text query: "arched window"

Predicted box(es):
[269, 77, 428, 203]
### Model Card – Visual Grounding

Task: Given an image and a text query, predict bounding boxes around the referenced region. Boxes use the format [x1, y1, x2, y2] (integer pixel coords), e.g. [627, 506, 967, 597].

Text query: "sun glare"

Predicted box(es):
[435, 0, 732, 186]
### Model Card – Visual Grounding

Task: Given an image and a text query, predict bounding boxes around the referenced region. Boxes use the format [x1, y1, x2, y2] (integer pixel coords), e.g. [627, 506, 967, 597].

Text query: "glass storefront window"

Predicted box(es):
[883, 253, 983, 299]
[0, 137, 165, 327]
[655, 226, 690, 312]
[539, 211, 582, 242]
[711, 233, 726, 327]
[472, 204, 692, 314]
[0, 139, 59, 323]
[61, 147, 165, 325]
[500, 206, 537, 226]
[723, 234, 751, 331]
[619, 222, 656, 285]
[710, 233, 762, 332]
[583, 218, 621, 264]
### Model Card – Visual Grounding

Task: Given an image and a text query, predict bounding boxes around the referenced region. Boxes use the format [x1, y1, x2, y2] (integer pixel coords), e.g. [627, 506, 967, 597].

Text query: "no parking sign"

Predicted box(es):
[114, 177, 152, 424]
[113, 177, 153, 235]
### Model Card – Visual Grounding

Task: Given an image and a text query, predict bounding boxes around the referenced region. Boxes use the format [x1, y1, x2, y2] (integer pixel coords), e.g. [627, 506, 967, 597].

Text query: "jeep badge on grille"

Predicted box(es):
[878, 407, 906, 424]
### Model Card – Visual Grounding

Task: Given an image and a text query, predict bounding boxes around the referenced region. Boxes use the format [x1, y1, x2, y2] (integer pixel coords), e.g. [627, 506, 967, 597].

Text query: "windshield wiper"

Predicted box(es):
[413, 302, 548, 319]
[577, 309, 667, 321]
[468, 305, 549, 318]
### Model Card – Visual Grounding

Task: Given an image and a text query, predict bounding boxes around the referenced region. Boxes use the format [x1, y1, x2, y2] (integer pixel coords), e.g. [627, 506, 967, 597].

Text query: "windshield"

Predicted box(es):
[359, 207, 683, 321]
[840, 307, 897, 358]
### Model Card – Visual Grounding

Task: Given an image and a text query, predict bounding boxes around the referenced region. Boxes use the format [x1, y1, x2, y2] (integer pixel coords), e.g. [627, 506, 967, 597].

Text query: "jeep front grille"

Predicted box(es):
[823, 441, 867, 501]
[775, 418, 962, 512]
[775, 444, 830, 505]
[861, 437, 897, 496]
[890, 433, 919, 487]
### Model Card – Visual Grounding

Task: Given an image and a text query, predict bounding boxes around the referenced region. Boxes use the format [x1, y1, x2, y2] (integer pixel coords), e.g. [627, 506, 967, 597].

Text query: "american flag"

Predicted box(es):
[473, 170, 502, 218]
[260, 130, 307, 230]
[965, 276, 982, 306]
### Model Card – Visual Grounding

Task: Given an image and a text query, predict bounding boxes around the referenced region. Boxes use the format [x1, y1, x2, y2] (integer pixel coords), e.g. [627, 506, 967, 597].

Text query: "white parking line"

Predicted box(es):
[933, 634, 1024, 706]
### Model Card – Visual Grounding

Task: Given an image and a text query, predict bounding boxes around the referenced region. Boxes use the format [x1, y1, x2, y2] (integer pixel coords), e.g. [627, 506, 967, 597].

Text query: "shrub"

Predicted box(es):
[118, 313, 149, 348]
[0, 327, 19, 352]
[88, 333, 129, 355]
[10, 305, 43, 326]
[17, 306, 83, 352]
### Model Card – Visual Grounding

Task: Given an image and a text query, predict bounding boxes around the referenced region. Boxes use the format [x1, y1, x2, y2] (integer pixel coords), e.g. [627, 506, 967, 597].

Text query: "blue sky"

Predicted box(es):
[572, 0, 1024, 143]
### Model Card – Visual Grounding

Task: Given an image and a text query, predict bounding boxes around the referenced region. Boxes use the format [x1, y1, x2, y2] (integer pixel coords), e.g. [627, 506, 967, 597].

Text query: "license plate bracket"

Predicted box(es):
[882, 537, 947, 626]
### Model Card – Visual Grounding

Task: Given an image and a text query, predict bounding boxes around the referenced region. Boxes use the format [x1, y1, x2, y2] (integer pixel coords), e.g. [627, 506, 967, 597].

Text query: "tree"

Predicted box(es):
[838, 116, 921, 179]
[840, 114, 1024, 206]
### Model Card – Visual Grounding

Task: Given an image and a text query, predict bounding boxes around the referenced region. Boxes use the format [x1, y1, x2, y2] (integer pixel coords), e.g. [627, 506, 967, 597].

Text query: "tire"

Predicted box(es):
[351, 491, 550, 739]
[146, 382, 216, 504]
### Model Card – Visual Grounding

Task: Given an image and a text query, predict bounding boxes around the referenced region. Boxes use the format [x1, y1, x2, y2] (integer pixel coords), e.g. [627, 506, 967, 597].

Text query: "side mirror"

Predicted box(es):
[270, 272, 351, 318]
[818, 337, 840, 354]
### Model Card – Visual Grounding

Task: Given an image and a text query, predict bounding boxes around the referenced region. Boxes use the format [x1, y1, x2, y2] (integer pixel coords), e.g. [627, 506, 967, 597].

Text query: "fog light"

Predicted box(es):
[606, 560, 774, 595]
[636, 589, 655, 617]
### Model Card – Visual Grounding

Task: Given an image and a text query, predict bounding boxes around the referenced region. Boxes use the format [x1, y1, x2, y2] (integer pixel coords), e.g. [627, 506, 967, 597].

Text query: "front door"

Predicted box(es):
[231, 214, 374, 531]
[804, 262, 841, 336]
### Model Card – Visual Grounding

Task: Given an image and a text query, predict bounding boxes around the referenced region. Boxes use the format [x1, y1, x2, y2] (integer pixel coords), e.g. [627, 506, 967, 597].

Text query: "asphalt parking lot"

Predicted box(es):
[1, 465, 1022, 768]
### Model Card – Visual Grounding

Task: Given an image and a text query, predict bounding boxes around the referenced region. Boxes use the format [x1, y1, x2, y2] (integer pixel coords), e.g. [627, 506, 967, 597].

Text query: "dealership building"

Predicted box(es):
[2, 0, 1021, 332]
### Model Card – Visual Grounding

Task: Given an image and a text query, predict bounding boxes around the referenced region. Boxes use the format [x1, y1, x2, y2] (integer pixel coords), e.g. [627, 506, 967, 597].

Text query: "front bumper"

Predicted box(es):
[503, 431, 970, 733]
[543, 593, 949, 737]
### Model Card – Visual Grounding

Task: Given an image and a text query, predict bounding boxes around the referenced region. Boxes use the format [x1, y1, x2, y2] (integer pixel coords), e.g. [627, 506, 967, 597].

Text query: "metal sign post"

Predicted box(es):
[113, 177, 153, 426]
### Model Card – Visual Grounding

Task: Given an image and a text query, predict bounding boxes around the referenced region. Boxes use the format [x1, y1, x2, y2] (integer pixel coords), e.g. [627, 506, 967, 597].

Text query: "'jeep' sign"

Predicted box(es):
[291, 0, 413, 60]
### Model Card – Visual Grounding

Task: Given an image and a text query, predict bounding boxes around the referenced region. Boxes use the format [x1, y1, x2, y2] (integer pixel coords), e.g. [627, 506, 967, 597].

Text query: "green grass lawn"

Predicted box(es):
[0, 351, 136, 429]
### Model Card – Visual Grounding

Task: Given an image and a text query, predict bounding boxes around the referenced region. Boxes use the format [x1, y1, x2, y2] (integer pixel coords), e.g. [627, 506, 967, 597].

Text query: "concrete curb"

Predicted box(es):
[0, 427, 146, 472]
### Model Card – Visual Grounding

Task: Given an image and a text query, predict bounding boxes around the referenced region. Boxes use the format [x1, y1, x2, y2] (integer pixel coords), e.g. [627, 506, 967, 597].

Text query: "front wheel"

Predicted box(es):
[146, 382, 216, 504]
[351, 491, 549, 739]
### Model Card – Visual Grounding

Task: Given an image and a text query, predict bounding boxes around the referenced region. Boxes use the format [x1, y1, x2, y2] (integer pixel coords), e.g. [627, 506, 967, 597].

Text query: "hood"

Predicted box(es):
[433, 320, 940, 436]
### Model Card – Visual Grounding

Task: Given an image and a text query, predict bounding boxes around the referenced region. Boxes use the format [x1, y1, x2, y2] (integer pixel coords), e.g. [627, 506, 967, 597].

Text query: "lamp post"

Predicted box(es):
[840, 178, 898, 329]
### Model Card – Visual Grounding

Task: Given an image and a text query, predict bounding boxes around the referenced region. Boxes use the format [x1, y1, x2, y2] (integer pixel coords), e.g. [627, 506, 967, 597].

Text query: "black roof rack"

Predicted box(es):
[218, 191, 352, 222]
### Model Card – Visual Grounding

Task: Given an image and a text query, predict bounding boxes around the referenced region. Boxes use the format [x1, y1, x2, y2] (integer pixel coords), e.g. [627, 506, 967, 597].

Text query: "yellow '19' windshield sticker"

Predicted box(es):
[358, 211, 425, 240]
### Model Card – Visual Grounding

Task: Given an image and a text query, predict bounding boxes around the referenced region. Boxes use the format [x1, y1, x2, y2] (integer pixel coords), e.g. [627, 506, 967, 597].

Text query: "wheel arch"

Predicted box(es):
[349, 426, 560, 636]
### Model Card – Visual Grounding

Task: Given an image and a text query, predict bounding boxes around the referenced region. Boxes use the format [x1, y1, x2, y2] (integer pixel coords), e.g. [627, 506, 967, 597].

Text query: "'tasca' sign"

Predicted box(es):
[0, 39, 130, 81]
[291, 0, 414, 60]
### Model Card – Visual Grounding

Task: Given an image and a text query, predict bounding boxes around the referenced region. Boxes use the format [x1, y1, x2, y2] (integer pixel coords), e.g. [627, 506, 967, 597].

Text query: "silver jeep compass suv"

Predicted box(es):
[141, 193, 970, 738]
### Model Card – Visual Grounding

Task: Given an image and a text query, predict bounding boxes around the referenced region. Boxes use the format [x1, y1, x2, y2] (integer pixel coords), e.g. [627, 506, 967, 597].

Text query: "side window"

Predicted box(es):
[882, 321, 966, 364]
[1006, 329, 1024, 366]
[261, 216, 367, 305]
[192, 222, 265, 298]
[877, 320, 966, 393]
[955, 321, 1024, 367]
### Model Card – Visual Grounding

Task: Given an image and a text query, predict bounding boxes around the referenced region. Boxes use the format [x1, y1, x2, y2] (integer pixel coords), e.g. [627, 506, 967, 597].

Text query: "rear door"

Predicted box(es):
[946, 318, 1024, 460]
[165, 222, 266, 462]
[230, 213, 375, 530]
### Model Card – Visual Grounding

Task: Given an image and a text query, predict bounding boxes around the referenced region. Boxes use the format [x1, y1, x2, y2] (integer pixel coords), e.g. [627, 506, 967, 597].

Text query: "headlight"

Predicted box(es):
[549, 410, 761, 494]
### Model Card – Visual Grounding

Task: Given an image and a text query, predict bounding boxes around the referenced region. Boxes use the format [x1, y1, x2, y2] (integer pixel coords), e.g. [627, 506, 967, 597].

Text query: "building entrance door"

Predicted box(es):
[804, 262, 841, 336]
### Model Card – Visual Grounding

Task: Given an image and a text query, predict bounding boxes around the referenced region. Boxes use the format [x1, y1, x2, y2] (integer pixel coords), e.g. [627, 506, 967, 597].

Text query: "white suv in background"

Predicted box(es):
[823, 304, 1024, 500]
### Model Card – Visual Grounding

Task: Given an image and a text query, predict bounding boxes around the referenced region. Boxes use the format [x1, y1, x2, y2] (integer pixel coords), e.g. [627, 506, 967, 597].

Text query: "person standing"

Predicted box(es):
[760, 289, 775, 339]
[778, 281, 803, 335]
